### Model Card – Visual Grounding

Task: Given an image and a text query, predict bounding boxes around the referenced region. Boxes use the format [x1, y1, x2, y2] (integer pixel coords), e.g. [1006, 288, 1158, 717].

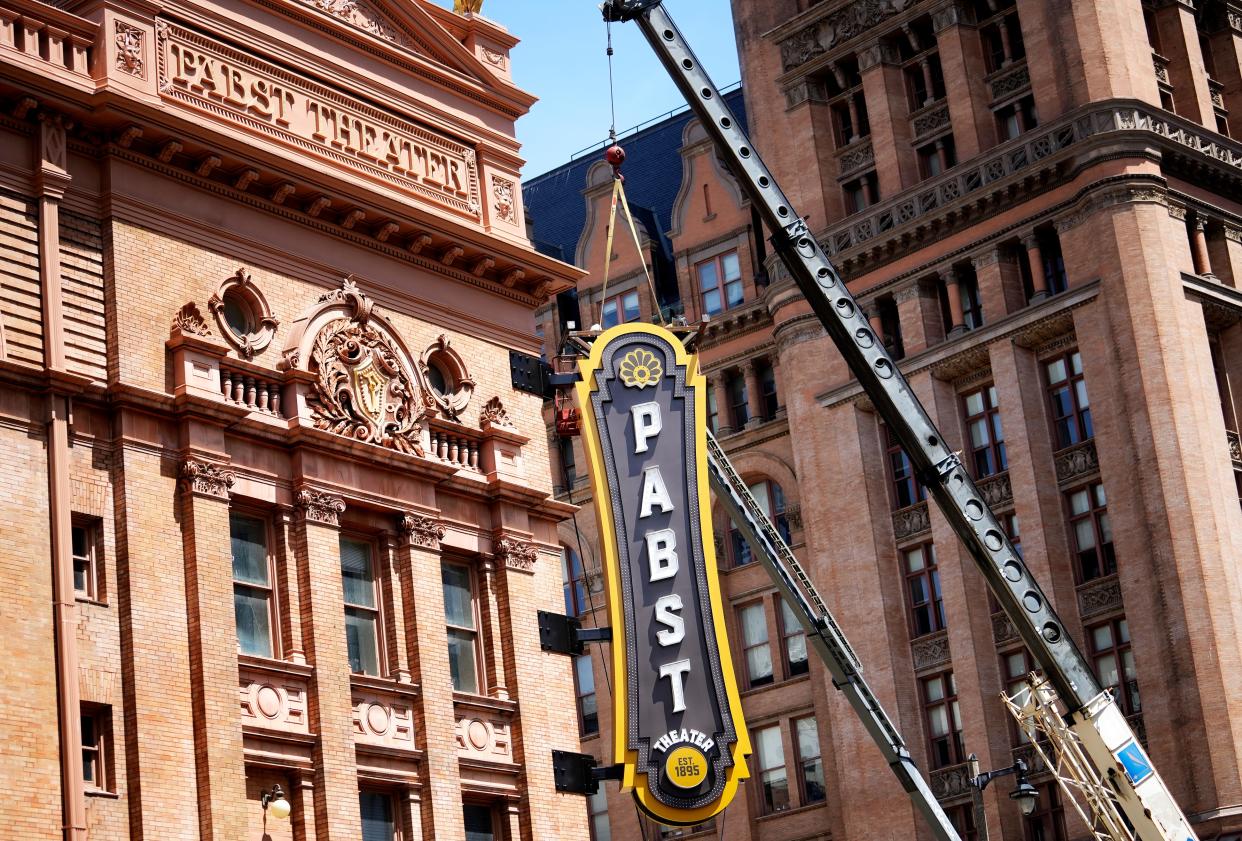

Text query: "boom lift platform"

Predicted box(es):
[574, 2, 1202, 840]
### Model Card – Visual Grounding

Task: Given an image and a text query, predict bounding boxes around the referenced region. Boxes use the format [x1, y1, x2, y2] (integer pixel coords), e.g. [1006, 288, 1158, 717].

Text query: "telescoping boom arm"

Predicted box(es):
[602, 2, 1200, 840]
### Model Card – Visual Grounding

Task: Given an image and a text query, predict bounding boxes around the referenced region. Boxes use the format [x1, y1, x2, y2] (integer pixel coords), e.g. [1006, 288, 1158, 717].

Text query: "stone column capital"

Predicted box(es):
[179, 457, 235, 500]
[294, 487, 345, 527]
[398, 512, 445, 550]
[494, 536, 538, 574]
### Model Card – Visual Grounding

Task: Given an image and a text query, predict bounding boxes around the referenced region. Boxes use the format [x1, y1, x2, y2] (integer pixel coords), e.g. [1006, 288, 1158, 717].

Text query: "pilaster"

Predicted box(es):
[396, 512, 465, 841]
[933, 2, 994, 159]
[36, 112, 70, 371]
[858, 40, 917, 196]
[178, 457, 249, 841]
[290, 487, 359, 841]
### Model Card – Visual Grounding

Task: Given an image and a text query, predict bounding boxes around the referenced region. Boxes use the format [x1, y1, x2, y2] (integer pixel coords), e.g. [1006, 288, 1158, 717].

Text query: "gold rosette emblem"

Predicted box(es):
[618, 348, 663, 389]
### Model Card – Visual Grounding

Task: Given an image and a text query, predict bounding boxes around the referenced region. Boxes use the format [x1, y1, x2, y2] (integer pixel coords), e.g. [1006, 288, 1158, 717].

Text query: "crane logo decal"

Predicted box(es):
[576, 323, 751, 825]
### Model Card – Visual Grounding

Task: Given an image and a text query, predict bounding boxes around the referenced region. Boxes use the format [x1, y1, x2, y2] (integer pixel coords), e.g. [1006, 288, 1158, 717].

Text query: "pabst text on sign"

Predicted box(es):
[577, 324, 750, 826]
[155, 23, 481, 220]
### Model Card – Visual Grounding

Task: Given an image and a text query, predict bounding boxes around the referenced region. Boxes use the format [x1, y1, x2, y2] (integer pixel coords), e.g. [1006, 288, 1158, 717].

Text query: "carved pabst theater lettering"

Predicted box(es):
[578, 325, 750, 826]
[156, 24, 480, 219]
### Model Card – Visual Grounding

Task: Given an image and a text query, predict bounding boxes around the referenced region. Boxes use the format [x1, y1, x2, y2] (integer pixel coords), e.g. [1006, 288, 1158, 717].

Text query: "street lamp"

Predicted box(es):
[967, 753, 1038, 841]
[261, 784, 292, 820]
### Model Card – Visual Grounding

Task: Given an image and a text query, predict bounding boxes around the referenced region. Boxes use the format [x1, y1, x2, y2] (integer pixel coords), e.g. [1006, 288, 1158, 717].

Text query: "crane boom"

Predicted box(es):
[601, 2, 1201, 839]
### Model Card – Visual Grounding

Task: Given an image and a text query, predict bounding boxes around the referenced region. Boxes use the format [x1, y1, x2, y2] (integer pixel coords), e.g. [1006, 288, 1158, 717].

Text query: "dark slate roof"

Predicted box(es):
[522, 86, 746, 267]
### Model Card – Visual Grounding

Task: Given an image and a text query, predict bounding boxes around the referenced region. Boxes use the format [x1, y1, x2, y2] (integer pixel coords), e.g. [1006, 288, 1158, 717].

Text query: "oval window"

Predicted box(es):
[222, 292, 253, 337]
[426, 361, 449, 395]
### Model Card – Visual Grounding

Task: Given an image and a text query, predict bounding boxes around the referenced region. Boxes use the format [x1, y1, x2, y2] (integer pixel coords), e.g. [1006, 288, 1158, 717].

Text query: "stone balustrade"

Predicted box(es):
[0, 0, 94, 81]
[220, 364, 284, 417]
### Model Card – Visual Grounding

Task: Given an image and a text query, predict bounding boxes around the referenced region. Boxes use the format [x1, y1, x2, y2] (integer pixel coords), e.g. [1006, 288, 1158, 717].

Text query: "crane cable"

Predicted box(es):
[596, 18, 667, 330]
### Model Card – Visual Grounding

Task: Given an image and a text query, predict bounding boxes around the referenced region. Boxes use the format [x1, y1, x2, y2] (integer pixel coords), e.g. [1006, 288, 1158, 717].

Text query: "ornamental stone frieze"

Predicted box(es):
[992, 611, 1018, 645]
[892, 500, 930, 542]
[494, 537, 537, 573]
[911, 629, 951, 673]
[1077, 574, 1124, 620]
[976, 471, 1013, 509]
[776, 0, 917, 72]
[284, 277, 454, 458]
[180, 458, 236, 499]
[399, 512, 445, 549]
[307, 317, 425, 454]
[1054, 440, 1099, 486]
[303, 0, 414, 49]
[929, 761, 971, 802]
[296, 488, 346, 526]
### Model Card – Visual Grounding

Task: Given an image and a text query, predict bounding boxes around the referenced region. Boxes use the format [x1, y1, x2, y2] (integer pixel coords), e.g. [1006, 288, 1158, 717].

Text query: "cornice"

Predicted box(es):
[98, 150, 567, 321]
[819, 101, 1242, 280]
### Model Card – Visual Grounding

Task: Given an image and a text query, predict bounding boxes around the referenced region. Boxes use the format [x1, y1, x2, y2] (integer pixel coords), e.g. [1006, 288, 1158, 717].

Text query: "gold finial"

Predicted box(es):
[453, 0, 483, 14]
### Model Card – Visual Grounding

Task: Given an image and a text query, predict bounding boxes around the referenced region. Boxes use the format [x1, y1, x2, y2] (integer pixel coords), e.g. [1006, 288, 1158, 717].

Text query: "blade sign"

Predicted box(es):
[576, 323, 750, 826]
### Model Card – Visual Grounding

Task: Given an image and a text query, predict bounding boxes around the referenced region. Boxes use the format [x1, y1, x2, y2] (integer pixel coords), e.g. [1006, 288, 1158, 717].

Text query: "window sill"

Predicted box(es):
[740, 671, 811, 699]
[75, 596, 109, 608]
[85, 788, 120, 800]
[755, 800, 828, 823]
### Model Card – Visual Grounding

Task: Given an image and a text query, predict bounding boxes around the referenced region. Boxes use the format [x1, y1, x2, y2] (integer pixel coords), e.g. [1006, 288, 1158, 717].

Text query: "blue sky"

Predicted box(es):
[430, 1, 741, 178]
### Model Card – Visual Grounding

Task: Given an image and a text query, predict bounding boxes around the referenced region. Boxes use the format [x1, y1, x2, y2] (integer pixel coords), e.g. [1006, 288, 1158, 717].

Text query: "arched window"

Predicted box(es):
[561, 545, 588, 616]
[725, 479, 791, 567]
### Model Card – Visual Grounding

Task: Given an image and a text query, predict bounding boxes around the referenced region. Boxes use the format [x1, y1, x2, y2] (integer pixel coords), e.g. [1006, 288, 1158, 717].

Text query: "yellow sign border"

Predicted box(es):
[575, 323, 751, 826]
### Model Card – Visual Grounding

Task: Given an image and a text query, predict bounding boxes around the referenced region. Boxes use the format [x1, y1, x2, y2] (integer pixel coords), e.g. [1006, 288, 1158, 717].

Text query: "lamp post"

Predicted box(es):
[968, 752, 1038, 841]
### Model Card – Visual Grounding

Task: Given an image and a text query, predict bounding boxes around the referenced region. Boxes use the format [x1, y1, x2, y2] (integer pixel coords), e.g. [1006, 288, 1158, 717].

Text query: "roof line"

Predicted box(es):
[567, 80, 743, 161]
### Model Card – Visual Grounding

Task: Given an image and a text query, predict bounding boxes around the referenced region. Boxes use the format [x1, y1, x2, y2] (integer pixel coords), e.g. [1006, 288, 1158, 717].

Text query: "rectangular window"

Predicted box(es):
[794, 716, 826, 804]
[922, 670, 964, 768]
[601, 290, 641, 329]
[754, 724, 790, 814]
[707, 385, 720, 435]
[726, 481, 790, 567]
[996, 94, 1038, 140]
[342, 536, 381, 676]
[1067, 482, 1115, 582]
[697, 250, 744, 317]
[738, 602, 773, 688]
[360, 790, 396, 841]
[887, 425, 926, 509]
[963, 385, 1007, 478]
[946, 803, 979, 841]
[443, 562, 480, 693]
[905, 543, 945, 637]
[780, 598, 809, 678]
[1024, 781, 1067, 841]
[981, 5, 1027, 73]
[842, 171, 879, 214]
[562, 546, 588, 616]
[463, 804, 496, 841]
[960, 273, 983, 330]
[1039, 232, 1069, 295]
[575, 653, 598, 736]
[232, 513, 275, 659]
[588, 788, 611, 841]
[1090, 617, 1141, 716]
[757, 358, 779, 421]
[81, 704, 112, 792]
[1002, 648, 1036, 745]
[557, 436, 577, 493]
[1045, 350, 1092, 448]
[916, 137, 955, 180]
[726, 371, 749, 429]
[72, 520, 100, 600]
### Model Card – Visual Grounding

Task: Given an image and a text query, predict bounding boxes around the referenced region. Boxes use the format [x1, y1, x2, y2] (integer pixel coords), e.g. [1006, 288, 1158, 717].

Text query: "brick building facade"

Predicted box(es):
[527, 1, 1242, 840]
[0, 0, 587, 839]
